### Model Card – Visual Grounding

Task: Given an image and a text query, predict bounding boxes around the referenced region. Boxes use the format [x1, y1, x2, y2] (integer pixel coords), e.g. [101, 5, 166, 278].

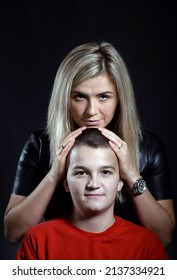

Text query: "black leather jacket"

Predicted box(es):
[12, 128, 173, 224]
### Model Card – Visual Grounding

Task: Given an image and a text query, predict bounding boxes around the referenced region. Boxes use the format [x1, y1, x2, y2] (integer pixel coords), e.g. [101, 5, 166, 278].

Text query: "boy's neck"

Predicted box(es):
[69, 210, 116, 233]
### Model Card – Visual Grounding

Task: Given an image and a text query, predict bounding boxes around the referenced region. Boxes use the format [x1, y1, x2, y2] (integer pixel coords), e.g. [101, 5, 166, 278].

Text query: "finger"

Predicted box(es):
[65, 126, 86, 140]
[98, 127, 121, 140]
[109, 141, 124, 152]
[64, 126, 86, 141]
[98, 127, 123, 144]
[58, 127, 86, 150]
[60, 138, 75, 156]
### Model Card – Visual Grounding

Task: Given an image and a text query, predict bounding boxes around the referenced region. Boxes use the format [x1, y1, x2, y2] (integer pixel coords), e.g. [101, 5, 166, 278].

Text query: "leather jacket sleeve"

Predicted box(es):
[139, 128, 173, 200]
[12, 130, 50, 196]
[12, 129, 72, 219]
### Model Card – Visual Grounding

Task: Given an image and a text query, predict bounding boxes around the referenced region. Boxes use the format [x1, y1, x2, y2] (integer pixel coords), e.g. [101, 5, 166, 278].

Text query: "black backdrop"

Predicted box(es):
[0, 0, 176, 259]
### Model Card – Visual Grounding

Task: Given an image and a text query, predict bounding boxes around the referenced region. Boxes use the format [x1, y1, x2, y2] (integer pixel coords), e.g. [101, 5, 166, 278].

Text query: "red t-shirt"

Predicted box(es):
[16, 216, 168, 260]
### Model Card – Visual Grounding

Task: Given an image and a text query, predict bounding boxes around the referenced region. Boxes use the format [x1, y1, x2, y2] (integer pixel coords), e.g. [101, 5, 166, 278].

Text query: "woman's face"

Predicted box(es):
[70, 73, 118, 128]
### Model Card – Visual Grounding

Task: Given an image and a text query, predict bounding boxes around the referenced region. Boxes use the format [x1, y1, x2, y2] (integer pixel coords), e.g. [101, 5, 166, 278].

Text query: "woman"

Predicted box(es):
[4, 41, 175, 246]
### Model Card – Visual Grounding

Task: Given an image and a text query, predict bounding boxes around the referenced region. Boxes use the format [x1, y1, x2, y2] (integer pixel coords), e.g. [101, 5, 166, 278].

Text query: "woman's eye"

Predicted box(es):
[75, 95, 86, 100]
[99, 95, 109, 101]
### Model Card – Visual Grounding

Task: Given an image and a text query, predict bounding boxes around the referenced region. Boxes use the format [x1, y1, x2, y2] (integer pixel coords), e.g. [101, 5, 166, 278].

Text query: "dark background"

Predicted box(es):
[0, 0, 176, 259]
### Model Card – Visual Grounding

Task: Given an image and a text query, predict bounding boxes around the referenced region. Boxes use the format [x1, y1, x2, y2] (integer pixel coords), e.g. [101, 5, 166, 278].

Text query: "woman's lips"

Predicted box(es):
[83, 120, 101, 126]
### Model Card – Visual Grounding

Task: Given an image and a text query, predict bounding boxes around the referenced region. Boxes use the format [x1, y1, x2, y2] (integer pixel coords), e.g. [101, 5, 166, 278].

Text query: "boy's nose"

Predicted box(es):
[86, 177, 101, 189]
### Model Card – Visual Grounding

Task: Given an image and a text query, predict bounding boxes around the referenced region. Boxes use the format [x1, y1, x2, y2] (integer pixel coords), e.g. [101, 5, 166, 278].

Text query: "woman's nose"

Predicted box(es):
[86, 100, 97, 115]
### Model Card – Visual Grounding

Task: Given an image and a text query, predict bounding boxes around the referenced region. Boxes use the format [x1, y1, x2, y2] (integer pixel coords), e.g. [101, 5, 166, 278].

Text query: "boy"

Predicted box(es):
[16, 128, 167, 259]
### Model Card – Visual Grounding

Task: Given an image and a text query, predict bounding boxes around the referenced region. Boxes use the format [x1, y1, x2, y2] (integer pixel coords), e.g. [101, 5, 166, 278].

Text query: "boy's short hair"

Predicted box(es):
[66, 128, 110, 168]
[73, 128, 110, 149]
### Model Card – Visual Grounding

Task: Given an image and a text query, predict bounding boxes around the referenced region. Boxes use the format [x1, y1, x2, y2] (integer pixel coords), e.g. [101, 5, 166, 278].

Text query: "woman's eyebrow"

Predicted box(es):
[71, 90, 115, 95]
[71, 91, 87, 95]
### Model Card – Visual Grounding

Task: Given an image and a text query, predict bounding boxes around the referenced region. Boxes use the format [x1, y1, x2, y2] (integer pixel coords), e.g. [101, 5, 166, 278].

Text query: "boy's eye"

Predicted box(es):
[75, 171, 87, 176]
[79, 171, 86, 175]
[102, 170, 111, 175]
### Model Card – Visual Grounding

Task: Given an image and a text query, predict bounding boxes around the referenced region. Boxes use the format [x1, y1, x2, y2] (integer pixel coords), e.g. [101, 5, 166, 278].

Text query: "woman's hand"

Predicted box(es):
[48, 127, 86, 183]
[98, 127, 140, 187]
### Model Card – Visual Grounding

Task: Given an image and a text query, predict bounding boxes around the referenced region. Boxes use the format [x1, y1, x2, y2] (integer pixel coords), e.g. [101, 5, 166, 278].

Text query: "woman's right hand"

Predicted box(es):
[48, 127, 86, 183]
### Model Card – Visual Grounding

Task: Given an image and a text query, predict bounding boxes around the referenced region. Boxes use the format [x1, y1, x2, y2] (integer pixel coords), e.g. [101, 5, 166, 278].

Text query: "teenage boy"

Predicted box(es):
[16, 128, 167, 260]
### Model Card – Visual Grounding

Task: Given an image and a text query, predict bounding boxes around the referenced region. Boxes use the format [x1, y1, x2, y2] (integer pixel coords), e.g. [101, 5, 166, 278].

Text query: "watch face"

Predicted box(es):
[138, 180, 146, 193]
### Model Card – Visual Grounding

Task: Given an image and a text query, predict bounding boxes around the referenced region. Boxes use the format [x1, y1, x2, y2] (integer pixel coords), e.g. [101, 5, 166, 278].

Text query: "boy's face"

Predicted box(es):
[65, 145, 123, 216]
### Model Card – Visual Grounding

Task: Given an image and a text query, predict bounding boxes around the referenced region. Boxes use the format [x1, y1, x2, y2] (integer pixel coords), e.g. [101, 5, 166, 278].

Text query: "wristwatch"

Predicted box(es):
[130, 178, 147, 196]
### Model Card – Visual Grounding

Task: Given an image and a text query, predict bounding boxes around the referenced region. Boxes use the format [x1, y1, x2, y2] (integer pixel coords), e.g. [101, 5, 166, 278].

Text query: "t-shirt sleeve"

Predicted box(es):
[16, 232, 37, 260]
[148, 235, 168, 260]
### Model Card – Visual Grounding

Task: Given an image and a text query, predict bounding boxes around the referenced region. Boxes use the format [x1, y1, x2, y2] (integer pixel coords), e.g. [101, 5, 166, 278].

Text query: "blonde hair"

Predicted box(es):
[47, 41, 142, 171]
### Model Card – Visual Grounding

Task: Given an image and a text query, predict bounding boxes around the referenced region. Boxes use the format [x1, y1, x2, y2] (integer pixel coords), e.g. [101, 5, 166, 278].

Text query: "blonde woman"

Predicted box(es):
[4, 42, 175, 246]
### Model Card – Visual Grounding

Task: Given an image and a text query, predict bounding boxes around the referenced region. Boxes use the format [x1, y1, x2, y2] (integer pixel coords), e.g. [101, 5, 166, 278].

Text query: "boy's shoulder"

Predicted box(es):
[116, 216, 162, 242]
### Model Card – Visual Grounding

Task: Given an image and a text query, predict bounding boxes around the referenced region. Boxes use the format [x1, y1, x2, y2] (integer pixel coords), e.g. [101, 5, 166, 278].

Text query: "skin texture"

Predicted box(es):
[71, 73, 118, 128]
[65, 145, 123, 232]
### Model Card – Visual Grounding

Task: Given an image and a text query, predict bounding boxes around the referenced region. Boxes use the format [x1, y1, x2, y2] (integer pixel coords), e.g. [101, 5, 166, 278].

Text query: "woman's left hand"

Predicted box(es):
[98, 127, 140, 187]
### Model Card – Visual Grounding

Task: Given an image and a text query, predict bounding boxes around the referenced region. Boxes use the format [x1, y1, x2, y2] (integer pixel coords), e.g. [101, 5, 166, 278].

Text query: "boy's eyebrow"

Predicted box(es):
[72, 165, 116, 170]
[101, 166, 116, 170]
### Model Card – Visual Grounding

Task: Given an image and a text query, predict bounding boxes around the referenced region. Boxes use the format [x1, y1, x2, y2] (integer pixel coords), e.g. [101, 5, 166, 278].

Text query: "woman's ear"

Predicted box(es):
[117, 180, 123, 192]
[64, 179, 70, 193]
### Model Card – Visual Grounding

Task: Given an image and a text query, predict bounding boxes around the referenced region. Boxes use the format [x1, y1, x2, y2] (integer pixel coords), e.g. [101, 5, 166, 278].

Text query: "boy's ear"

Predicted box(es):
[117, 180, 123, 192]
[64, 179, 70, 193]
